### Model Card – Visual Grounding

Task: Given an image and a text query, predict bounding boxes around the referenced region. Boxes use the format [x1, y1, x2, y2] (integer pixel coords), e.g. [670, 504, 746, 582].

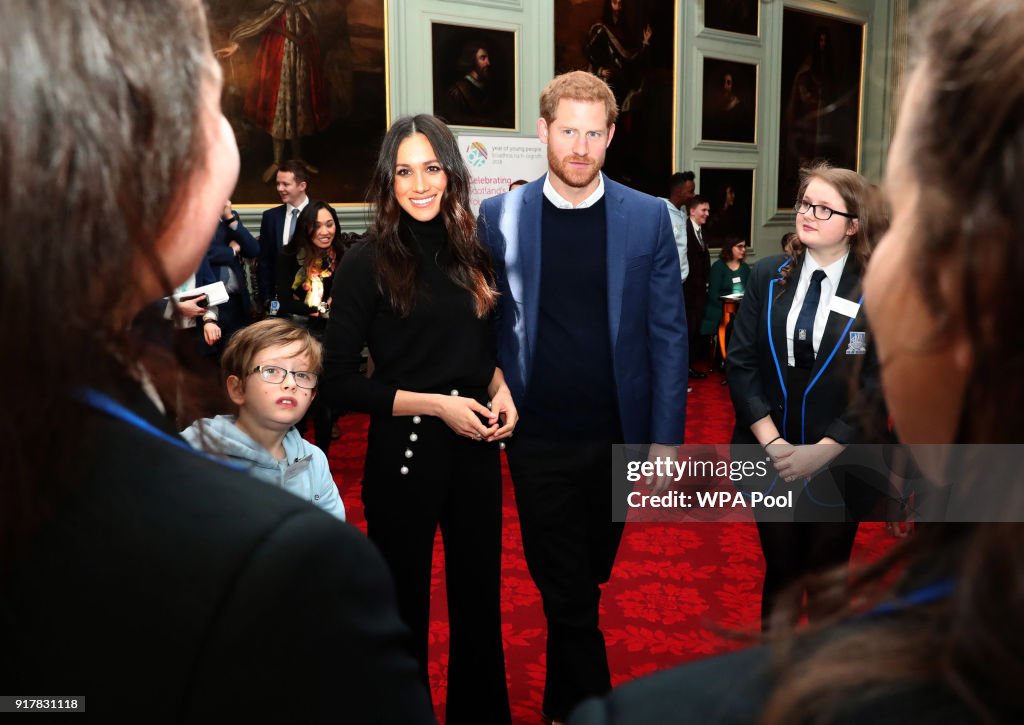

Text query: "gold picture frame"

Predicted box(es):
[777, 8, 865, 210]
[207, 0, 390, 205]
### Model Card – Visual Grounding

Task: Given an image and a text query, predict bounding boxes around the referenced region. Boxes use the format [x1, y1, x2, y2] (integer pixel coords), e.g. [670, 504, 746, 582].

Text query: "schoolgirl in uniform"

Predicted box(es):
[727, 163, 888, 630]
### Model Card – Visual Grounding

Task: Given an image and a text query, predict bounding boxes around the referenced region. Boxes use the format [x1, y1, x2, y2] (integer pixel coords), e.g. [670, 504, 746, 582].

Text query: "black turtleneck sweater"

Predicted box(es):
[322, 213, 496, 415]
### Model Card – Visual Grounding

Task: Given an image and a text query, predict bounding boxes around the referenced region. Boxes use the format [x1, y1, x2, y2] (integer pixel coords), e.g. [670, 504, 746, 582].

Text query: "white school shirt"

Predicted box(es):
[785, 251, 849, 367]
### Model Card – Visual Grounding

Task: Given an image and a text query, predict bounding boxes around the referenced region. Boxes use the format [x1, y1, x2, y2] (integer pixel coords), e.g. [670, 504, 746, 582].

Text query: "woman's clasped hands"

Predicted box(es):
[766, 438, 844, 482]
[435, 388, 518, 442]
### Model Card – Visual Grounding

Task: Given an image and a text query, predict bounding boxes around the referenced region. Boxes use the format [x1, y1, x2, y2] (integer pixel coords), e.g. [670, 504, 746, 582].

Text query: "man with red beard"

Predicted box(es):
[478, 71, 688, 724]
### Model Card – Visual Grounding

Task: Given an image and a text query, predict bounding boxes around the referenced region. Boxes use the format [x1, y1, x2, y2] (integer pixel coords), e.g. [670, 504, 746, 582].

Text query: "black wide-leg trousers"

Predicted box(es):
[362, 412, 510, 725]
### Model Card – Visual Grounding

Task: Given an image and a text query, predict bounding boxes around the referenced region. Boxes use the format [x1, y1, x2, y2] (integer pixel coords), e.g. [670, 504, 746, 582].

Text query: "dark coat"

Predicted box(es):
[204, 213, 259, 312]
[726, 253, 879, 446]
[257, 204, 288, 304]
[0, 379, 434, 723]
[684, 219, 712, 338]
[567, 628, 978, 725]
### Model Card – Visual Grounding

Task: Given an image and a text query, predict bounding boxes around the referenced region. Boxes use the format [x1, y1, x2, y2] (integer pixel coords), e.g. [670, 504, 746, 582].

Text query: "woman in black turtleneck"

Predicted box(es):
[323, 114, 516, 724]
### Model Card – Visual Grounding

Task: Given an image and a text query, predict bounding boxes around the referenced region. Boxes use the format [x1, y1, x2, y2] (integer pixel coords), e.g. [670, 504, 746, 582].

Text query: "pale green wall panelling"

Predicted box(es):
[681, 0, 895, 255]
[389, 0, 553, 135]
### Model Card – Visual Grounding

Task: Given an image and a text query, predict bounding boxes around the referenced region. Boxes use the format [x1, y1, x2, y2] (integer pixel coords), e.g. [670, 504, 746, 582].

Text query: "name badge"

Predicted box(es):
[829, 295, 861, 319]
[732, 276, 741, 284]
[284, 454, 313, 482]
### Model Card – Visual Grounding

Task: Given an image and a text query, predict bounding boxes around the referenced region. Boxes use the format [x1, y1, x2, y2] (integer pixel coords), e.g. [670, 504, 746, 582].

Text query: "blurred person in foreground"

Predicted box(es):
[0, 1, 433, 721]
[568, 0, 1024, 721]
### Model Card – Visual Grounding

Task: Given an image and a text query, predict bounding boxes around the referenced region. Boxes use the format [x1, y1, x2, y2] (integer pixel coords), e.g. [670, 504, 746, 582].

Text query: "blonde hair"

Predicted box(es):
[540, 71, 618, 127]
[220, 319, 323, 388]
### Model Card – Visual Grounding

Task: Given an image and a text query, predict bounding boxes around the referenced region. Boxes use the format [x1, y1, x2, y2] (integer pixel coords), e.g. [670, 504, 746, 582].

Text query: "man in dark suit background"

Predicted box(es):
[257, 159, 310, 309]
[478, 71, 688, 724]
[684, 194, 712, 377]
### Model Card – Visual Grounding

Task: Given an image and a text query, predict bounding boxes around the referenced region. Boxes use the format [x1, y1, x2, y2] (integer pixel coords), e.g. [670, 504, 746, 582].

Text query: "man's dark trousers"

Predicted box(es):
[505, 433, 626, 719]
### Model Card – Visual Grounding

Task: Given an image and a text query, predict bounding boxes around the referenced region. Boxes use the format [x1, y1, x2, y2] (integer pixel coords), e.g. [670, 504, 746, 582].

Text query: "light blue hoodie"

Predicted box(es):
[181, 415, 345, 521]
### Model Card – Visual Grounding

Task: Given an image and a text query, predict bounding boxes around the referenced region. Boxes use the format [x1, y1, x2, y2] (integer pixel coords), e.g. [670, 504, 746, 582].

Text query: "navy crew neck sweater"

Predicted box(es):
[518, 196, 621, 440]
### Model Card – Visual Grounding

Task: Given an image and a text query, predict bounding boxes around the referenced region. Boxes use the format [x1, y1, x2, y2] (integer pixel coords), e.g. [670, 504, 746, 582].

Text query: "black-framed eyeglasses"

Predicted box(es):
[795, 201, 857, 221]
[250, 365, 318, 389]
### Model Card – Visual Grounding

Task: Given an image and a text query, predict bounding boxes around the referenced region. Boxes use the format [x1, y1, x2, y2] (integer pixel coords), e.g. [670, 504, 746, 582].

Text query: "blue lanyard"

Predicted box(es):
[77, 387, 245, 470]
[866, 579, 954, 617]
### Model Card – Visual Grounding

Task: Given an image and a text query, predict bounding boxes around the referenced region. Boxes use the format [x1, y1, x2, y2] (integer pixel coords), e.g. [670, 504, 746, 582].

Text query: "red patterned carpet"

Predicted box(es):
[323, 372, 894, 723]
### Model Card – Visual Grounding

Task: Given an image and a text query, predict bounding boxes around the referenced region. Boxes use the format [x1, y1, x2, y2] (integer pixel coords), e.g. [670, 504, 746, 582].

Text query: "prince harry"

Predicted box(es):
[477, 71, 689, 723]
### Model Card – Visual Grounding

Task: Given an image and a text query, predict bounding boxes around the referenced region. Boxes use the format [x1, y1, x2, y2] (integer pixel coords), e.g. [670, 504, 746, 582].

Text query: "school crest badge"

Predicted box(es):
[846, 330, 867, 355]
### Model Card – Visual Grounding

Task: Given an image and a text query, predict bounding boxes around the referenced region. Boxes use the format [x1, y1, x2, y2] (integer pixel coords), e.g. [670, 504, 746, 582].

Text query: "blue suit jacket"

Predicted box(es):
[194, 254, 218, 289]
[258, 204, 288, 303]
[478, 174, 689, 445]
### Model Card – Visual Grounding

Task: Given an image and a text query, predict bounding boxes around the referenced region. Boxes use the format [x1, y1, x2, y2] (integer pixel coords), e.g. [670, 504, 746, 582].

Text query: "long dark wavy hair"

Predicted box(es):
[365, 114, 497, 318]
[763, 1, 1024, 721]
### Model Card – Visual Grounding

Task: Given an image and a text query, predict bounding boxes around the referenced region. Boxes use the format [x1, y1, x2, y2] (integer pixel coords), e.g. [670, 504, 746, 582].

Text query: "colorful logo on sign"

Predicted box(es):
[466, 141, 488, 168]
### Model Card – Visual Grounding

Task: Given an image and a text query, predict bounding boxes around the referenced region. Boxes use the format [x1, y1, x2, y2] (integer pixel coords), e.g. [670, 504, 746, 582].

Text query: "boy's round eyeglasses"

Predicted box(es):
[795, 201, 857, 221]
[250, 365, 318, 389]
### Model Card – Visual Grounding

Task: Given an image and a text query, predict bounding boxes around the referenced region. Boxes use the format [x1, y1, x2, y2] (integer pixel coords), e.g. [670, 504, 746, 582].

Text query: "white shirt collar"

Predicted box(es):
[784, 250, 850, 367]
[282, 197, 309, 248]
[543, 173, 605, 209]
[802, 249, 848, 290]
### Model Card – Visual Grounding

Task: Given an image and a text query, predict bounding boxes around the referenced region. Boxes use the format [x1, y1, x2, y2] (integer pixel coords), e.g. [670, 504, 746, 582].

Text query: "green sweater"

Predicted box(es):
[699, 260, 750, 336]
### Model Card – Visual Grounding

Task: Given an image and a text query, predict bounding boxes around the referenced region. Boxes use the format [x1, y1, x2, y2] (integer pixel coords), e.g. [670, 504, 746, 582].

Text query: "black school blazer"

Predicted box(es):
[726, 253, 880, 446]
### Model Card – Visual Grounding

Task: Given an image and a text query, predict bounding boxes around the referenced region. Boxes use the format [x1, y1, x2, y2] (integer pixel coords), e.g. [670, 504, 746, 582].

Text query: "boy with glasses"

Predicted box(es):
[183, 318, 345, 520]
